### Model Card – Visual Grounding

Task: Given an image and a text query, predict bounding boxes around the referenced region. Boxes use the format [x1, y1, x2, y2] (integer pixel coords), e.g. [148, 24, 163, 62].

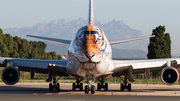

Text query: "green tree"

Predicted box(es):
[147, 25, 171, 59]
[0, 39, 9, 57]
[0, 29, 9, 57]
[147, 25, 171, 78]
[46, 53, 53, 60]
[0, 29, 3, 35]
[11, 37, 20, 58]
[4, 34, 14, 57]
[57, 54, 62, 60]
[164, 33, 171, 58]
[49, 51, 57, 60]
[0, 28, 62, 60]
[29, 41, 47, 59]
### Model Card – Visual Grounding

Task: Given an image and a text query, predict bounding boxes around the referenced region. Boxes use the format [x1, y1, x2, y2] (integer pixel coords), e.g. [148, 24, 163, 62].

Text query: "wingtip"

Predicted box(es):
[26, 35, 31, 37]
[150, 35, 155, 37]
[27, 35, 36, 37]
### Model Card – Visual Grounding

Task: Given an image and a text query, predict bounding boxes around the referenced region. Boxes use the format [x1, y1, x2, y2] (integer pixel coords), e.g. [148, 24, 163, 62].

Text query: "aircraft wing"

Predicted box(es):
[109, 35, 154, 45]
[27, 35, 71, 45]
[112, 58, 180, 76]
[0, 57, 68, 73]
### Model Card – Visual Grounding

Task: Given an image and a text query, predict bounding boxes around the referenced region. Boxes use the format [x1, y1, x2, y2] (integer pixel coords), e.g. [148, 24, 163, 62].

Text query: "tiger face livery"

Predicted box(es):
[73, 25, 107, 63]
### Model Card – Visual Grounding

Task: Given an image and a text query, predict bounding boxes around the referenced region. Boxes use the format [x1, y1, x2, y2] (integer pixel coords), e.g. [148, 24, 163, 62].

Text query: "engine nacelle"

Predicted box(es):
[161, 67, 179, 85]
[1, 66, 20, 85]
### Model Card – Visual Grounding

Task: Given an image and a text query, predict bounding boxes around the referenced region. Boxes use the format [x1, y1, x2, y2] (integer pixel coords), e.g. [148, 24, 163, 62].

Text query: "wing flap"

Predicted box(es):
[0, 57, 68, 72]
[13, 59, 49, 69]
[113, 58, 180, 75]
[131, 60, 167, 69]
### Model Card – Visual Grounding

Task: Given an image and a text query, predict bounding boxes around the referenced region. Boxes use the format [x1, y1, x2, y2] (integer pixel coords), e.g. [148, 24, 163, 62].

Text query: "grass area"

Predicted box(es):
[103, 76, 164, 85]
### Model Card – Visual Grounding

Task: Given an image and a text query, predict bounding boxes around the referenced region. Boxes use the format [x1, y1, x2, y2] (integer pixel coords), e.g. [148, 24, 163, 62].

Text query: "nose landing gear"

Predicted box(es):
[85, 80, 95, 94]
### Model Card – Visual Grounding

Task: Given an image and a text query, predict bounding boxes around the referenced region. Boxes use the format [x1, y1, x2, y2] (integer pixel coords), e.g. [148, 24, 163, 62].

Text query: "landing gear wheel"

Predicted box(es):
[72, 83, 75, 91]
[47, 69, 61, 91]
[119, 74, 134, 91]
[91, 85, 95, 94]
[97, 83, 100, 91]
[72, 79, 83, 91]
[121, 83, 124, 91]
[80, 83, 83, 91]
[85, 85, 89, 94]
[97, 78, 109, 91]
[105, 83, 108, 91]
[128, 84, 131, 91]
[49, 83, 53, 91]
[56, 83, 60, 91]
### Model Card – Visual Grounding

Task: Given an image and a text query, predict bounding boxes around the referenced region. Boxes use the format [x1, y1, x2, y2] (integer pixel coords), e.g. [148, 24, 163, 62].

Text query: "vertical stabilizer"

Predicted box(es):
[89, 0, 94, 25]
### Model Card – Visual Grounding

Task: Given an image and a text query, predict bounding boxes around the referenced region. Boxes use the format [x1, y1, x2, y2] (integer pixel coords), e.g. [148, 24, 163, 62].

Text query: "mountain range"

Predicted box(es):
[3, 18, 150, 58]
[45, 42, 147, 58]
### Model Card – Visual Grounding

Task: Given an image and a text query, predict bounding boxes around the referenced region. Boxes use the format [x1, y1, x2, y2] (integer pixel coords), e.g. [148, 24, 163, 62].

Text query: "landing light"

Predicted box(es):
[49, 63, 52, 66]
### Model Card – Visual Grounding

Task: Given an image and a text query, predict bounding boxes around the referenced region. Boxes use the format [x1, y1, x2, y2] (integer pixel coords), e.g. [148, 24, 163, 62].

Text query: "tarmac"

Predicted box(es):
[1, 83, 180, 101]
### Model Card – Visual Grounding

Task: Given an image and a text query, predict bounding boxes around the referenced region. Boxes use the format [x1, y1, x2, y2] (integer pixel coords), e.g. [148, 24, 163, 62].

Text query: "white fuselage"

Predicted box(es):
[67, 25, 114, 80]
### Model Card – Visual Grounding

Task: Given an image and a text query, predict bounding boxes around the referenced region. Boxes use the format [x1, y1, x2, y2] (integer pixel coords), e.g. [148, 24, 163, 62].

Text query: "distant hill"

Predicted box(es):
[45, 42, 147, 58]
[112, 48, 147, 58]
[45, 42, 69, 55]
[3, 18, 149, 51]
[3, 18, 150, 58]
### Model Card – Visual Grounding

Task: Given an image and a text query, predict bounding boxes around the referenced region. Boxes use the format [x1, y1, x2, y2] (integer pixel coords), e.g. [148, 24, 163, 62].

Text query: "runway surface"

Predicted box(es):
[1, 83, 180, 101]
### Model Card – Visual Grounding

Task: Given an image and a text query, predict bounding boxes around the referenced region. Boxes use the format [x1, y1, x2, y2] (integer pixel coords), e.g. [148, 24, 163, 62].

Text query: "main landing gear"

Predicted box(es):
[46, 69, 61, 91]
[72, 79, 83, 91]
[97, 78, 108, 91]
[49, 82, 60, 91]
[119, 75, 131, 91]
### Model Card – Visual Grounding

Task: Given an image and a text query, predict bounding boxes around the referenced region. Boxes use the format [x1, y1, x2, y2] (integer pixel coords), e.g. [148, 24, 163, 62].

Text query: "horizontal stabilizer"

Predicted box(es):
[27, 35, 71, 45]
[109, 35, 154, 45]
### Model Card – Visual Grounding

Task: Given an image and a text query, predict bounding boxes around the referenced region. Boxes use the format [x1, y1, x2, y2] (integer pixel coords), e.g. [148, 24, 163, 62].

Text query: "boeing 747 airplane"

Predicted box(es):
[1, 0, 180, 94]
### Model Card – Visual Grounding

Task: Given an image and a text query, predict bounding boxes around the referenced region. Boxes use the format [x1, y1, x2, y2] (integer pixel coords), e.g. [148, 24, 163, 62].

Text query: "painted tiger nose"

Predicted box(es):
[84, 52, 95, 59]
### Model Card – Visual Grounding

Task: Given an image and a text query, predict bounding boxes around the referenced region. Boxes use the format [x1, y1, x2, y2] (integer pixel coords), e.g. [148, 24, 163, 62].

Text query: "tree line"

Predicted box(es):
[0, 28, 62, 60]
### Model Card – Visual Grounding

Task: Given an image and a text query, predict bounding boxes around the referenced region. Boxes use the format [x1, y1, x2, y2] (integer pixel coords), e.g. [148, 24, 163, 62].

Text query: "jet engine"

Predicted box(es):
[161, 67, 179, 85]
[1, 66, 20, 85]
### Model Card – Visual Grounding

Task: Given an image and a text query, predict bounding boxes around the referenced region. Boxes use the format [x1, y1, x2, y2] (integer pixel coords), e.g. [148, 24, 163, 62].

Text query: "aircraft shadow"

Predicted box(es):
[1, 85, 180, 94]
[0, 86, 74, 94]
[107, 88, 180, 92]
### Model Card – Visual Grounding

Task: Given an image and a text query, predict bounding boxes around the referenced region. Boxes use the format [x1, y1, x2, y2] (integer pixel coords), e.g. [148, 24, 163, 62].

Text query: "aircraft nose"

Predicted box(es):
[84, 52, 95, 59]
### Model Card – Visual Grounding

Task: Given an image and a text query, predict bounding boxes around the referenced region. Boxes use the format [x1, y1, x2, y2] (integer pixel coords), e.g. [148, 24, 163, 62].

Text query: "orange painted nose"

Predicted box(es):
[85, 52, 95, 59]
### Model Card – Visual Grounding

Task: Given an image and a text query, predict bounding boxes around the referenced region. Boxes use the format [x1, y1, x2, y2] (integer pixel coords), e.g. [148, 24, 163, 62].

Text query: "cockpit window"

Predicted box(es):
[76, 30, 102, 44]
[84, 31, 99, 35]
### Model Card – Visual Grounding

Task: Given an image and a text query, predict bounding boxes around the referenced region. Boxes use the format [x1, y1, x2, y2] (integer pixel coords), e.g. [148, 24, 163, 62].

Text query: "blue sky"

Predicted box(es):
[1, 0, 180, 55]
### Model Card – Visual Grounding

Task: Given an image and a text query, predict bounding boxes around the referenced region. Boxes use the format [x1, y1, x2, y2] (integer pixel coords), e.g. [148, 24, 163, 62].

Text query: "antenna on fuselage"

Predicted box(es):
[89, 0, 94, 25]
